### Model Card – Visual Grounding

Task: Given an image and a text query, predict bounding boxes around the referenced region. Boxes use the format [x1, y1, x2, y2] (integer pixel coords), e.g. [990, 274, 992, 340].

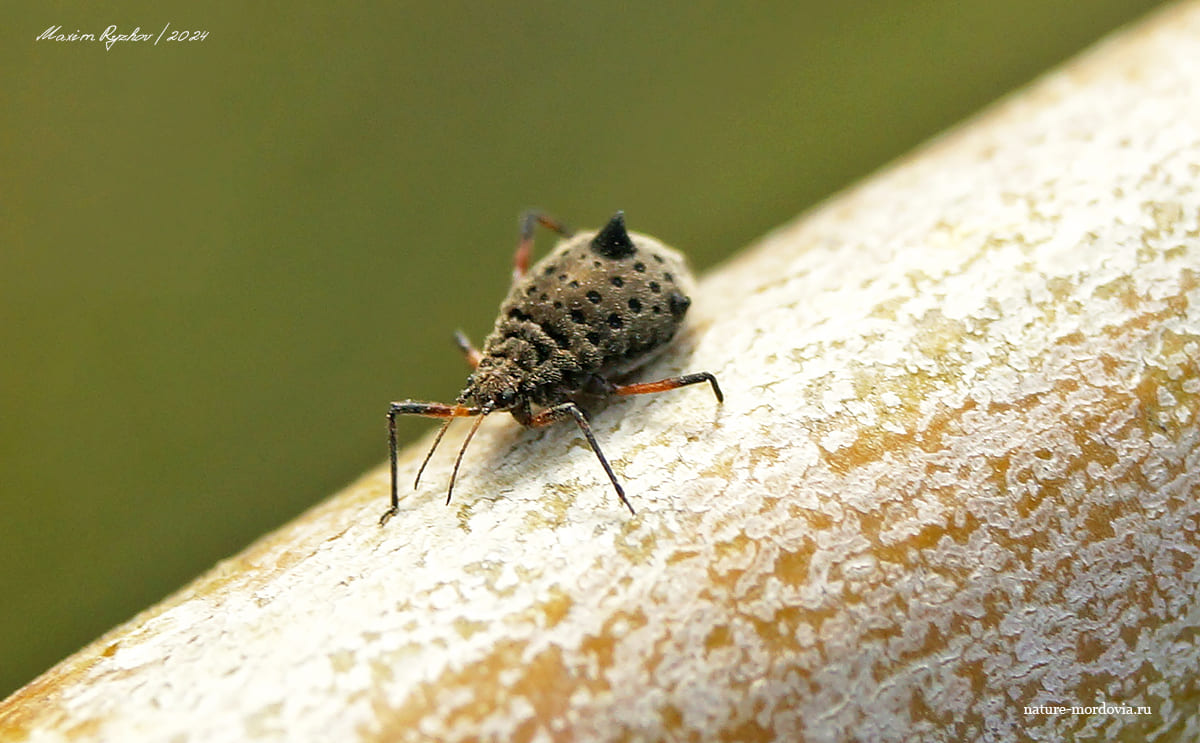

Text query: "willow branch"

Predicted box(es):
[4, 3, 1200, 740]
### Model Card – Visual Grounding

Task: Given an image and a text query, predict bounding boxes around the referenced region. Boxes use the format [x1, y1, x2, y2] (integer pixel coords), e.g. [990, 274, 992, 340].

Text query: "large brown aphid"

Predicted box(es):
[379, 211, 723, 525]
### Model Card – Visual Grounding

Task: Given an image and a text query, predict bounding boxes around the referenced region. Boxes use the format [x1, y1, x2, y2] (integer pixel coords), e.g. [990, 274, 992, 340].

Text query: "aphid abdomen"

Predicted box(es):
[490, 219, 697, 393]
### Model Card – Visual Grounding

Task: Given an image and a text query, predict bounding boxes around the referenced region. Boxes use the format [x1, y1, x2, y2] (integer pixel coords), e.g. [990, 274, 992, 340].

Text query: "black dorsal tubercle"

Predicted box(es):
[590, 211, 637, 259]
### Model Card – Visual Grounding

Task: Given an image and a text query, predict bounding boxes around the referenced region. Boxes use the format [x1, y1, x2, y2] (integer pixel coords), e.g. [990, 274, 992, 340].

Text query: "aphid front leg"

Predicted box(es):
[382, 401, 482, 526]
[522, 402, 635, 515]
[514, 211, 574, 283]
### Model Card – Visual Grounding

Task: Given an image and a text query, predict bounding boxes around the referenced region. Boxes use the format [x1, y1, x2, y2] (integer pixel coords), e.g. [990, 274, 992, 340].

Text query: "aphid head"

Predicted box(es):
[408, 365, 525, 509]
[461, 365, 522, 414]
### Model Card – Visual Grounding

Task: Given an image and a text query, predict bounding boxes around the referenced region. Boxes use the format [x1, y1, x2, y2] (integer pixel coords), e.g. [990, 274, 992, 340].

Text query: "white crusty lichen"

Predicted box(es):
[4, 3, 1200, 742]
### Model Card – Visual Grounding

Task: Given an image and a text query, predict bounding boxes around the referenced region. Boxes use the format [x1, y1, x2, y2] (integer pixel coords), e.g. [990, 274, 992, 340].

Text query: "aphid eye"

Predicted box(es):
[497, 389, 516, 407]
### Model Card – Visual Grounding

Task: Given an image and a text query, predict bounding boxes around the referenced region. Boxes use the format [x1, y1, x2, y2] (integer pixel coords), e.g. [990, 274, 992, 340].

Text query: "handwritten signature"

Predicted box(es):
[37, 24, 209, 51]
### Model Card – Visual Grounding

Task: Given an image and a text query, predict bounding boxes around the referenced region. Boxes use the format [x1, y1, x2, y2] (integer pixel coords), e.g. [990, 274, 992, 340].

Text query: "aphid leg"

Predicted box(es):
[526, 402, 635, 515]
[609, 372, 724, 403]
[381, 401, 483, 526]
[514, 210, 574, 283]
[453, 330, 482, 369]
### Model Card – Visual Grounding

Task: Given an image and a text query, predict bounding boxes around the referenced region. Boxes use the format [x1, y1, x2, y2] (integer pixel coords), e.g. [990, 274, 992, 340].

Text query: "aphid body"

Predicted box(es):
[380, 211, 722, 525]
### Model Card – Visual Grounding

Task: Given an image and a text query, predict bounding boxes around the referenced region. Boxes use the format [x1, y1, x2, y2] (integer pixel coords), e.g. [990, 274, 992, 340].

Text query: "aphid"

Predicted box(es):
[379, 211, 723, 525]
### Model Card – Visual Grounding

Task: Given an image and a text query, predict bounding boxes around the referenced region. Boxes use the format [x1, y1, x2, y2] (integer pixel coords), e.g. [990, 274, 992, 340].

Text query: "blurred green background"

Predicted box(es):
[1, 1, 1168, 698]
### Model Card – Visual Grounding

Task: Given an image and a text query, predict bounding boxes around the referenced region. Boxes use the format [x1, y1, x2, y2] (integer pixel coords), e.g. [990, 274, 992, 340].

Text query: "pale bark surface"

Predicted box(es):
[4, 3, 1200, 741]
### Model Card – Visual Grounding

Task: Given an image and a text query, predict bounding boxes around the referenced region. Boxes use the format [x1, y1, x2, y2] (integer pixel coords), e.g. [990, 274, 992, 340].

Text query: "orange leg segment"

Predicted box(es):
[453, 330, 483, 369]
[611, 372, 724, 403]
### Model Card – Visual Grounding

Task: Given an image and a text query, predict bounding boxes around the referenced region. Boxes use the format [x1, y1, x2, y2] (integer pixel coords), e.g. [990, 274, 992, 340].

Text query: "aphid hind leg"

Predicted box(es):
[381, 401, 483, 526]
[514, 211, 574, 283]
[453, 330, 482, 369]
[524, 402, 635, 515]
[608, 372, 724, 403]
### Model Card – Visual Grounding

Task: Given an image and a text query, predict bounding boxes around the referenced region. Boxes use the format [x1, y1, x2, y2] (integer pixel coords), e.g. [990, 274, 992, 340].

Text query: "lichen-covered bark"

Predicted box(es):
[4, 3, 1200, 741]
